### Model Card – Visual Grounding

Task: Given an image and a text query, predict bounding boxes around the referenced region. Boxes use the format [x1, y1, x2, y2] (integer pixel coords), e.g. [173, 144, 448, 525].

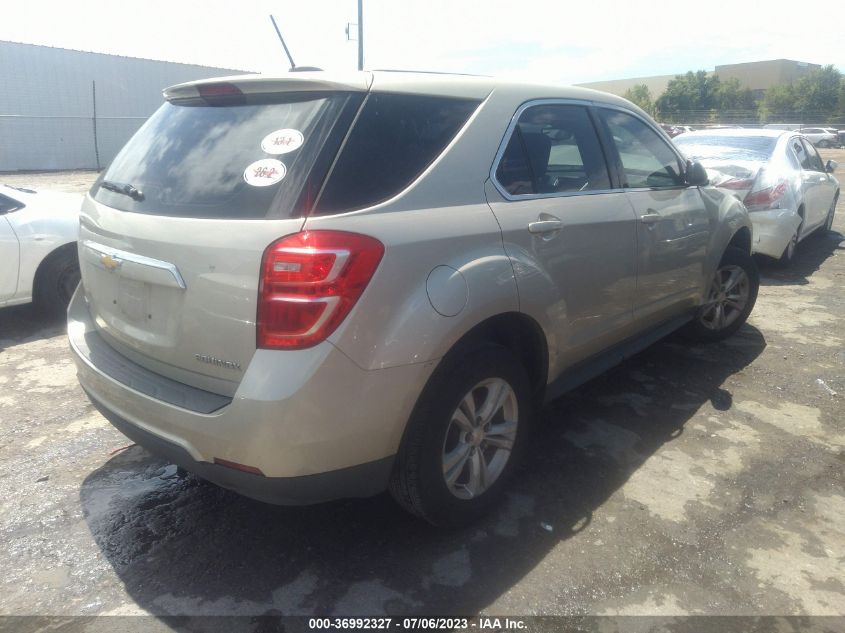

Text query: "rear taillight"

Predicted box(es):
[257, 231, 384, 350]
[744, 181, 788, 211]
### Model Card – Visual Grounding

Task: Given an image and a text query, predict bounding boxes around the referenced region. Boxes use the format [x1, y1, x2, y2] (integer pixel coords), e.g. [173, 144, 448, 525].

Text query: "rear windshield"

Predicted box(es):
[674, 135, 777, 162]
[315, 93, 480, 214]
[92, 93, 350, 218]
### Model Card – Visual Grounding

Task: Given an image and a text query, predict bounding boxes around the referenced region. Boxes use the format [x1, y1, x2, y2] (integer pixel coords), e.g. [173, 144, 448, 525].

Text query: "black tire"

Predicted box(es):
[33, 244, 80, 315]
[683, 246, 759, 343]
[777, 229, 798, 267]
[824, 194, 838, 234]
[388, 345, 533, 527]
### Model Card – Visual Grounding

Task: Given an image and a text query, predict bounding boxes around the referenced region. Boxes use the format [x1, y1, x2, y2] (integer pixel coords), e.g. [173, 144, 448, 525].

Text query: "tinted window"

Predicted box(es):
[674, 135, 777, 161]
[600, 109, 684, 188]
[92, 93, 351, 218]
[495, 104, 610, 196]
[801, 139, 826, 172]
[791, 138, 811, 170]
[0, 193, 24, 214]
[316, 93, 479, 213]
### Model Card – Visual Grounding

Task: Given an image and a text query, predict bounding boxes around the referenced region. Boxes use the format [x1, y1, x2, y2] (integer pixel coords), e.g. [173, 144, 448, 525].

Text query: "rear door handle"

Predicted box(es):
[640, 213, 662, 225]
[528, 219, 563, 234]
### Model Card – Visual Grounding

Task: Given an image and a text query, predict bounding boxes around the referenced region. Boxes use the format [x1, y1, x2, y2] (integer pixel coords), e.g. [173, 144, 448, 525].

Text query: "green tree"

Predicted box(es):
[794, 65, 842, 119]
[759, 65, 844, 123]
[715, 78, 756, 111]
[655, 71, 721, 123]
[758, 83, 798, 122]
[622, 84, 656, 117]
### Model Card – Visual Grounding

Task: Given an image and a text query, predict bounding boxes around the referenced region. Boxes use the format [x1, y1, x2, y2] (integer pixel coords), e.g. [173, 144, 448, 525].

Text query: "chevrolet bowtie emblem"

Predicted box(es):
[100, 253, 122, 271]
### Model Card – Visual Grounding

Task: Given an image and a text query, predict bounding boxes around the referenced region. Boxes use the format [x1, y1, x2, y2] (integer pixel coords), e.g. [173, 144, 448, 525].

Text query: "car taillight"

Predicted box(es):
[257, 231, 384, 350]
[744, 181, 788, 211]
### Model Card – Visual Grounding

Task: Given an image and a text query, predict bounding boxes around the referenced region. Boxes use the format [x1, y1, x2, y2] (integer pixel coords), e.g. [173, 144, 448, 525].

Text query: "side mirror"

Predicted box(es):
[826, 159, 838, 173]
[686, 160, 709, 186]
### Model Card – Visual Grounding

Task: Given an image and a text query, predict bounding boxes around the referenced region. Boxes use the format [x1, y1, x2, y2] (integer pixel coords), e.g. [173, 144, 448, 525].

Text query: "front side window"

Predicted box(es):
[495, 104, 610, 196]
[315, 93, 480, 214]
[599, 109, 684, 188]
[791, 138, 811, 170]
[801, 139, 826, 172]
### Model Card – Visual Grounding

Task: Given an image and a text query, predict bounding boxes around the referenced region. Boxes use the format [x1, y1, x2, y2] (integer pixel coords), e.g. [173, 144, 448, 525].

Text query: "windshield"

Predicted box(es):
[92, 93, 350, 218]
[674, 135, 777, 162]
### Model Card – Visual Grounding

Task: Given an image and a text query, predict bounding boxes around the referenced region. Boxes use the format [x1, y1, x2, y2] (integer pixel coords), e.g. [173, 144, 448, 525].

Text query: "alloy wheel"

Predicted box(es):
[698, 265, 750, 331]
[441, 378, 518, 500]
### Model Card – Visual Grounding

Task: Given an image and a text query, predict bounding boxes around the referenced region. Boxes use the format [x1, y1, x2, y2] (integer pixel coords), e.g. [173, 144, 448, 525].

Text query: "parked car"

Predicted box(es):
[798, 127, 838, 148]
[0, 184, 82, 312]
[68, 72, 759, 525]
[674, 129, 839, 265]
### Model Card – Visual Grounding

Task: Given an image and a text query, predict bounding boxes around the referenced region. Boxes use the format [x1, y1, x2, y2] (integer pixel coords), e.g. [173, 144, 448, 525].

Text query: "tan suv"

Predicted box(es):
[69, 71, 758, 525]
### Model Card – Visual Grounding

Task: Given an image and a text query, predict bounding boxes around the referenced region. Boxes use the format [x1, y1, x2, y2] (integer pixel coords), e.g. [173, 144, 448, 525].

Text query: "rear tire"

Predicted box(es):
[683, 246, 759, 343]
[777, 230, 798, 267]
[33, 245, 80, 315]
[389, 345, 533, 526]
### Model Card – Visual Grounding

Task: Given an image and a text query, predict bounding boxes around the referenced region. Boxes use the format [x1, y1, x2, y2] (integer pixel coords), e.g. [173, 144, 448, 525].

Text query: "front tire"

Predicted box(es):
[34, 245, 80, 315]
[389, 345, 533, 526]
[825, 195, 838, 233]
[684, 246, 759, 343]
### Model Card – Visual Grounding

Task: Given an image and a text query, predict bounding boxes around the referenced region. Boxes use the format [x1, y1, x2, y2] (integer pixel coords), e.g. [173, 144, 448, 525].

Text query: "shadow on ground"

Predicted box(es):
[80, 326, 766, 616]
[0, 304, 66, 351]
[757, 229, 843, 286]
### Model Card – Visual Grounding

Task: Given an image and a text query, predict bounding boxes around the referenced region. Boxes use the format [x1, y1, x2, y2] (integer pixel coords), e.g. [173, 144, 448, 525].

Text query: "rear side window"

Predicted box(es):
[495, 104, 610, 196]
[315, 93, 480, 214]
[92, 93, 353, 219]
[599, 109, 685, 188]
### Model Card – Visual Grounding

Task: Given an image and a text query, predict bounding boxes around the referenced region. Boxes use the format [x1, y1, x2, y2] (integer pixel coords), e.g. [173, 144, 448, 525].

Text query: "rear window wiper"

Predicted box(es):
[100, 180, 145, 202]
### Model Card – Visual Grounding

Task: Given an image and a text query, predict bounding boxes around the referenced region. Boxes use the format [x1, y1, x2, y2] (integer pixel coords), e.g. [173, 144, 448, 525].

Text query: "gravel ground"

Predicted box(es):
[0, 155, 843, 620]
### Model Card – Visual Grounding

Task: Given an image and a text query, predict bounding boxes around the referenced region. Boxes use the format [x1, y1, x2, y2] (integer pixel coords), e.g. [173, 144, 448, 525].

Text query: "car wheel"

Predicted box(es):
[34, 245, 80, 314]
[389, 345, 533, 526]
[825, 195, 838, 233]
[684, 246, 759, 343]
[818, 140, 829, 148]
[777, 230, 798, 267]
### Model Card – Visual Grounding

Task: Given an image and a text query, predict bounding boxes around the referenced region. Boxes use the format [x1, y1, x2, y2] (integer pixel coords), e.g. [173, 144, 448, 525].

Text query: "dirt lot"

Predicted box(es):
[0, 155, 843, 620]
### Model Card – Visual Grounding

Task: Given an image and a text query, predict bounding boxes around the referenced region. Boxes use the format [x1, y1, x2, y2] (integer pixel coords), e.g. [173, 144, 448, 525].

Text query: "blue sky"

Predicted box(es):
[1, 0, 843, 83]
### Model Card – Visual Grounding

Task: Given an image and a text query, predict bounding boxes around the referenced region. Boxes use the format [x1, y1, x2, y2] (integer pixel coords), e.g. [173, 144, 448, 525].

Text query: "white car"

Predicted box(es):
[0, 184, 82, 311]
[799, 127, 838, 148]
[674, 129, 839, 265]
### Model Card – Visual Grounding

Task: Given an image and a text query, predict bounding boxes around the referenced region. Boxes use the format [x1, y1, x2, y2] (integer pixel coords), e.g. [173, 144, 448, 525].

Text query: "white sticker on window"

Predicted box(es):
[244, 159, 287, 187]
[261, 129, 304, 155]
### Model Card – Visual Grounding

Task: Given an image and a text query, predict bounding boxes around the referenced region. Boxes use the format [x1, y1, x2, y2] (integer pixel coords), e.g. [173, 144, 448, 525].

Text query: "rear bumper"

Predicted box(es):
[85, 387, 393, 504]
[750, 209, 803, 259]
[68, 287, 434, 504]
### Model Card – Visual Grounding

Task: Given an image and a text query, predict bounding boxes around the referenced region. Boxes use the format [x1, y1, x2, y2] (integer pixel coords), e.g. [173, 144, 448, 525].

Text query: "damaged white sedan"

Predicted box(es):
[675, 129, 839, 265]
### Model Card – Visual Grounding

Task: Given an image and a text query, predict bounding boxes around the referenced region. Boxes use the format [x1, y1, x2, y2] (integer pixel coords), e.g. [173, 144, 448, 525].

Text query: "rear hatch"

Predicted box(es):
[79, 74, 369, 395]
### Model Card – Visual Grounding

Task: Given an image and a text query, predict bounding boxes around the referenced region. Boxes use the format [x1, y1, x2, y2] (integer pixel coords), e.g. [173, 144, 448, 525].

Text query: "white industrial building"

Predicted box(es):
[0, 40, 249, 171]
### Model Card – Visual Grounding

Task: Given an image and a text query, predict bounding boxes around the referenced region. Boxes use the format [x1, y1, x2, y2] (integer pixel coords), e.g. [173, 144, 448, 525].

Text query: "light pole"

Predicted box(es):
[357, 0, 364, 71]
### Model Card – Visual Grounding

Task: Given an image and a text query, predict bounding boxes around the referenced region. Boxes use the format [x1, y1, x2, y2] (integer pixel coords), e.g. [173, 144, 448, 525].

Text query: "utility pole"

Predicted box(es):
[357, 0, 364, 71]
